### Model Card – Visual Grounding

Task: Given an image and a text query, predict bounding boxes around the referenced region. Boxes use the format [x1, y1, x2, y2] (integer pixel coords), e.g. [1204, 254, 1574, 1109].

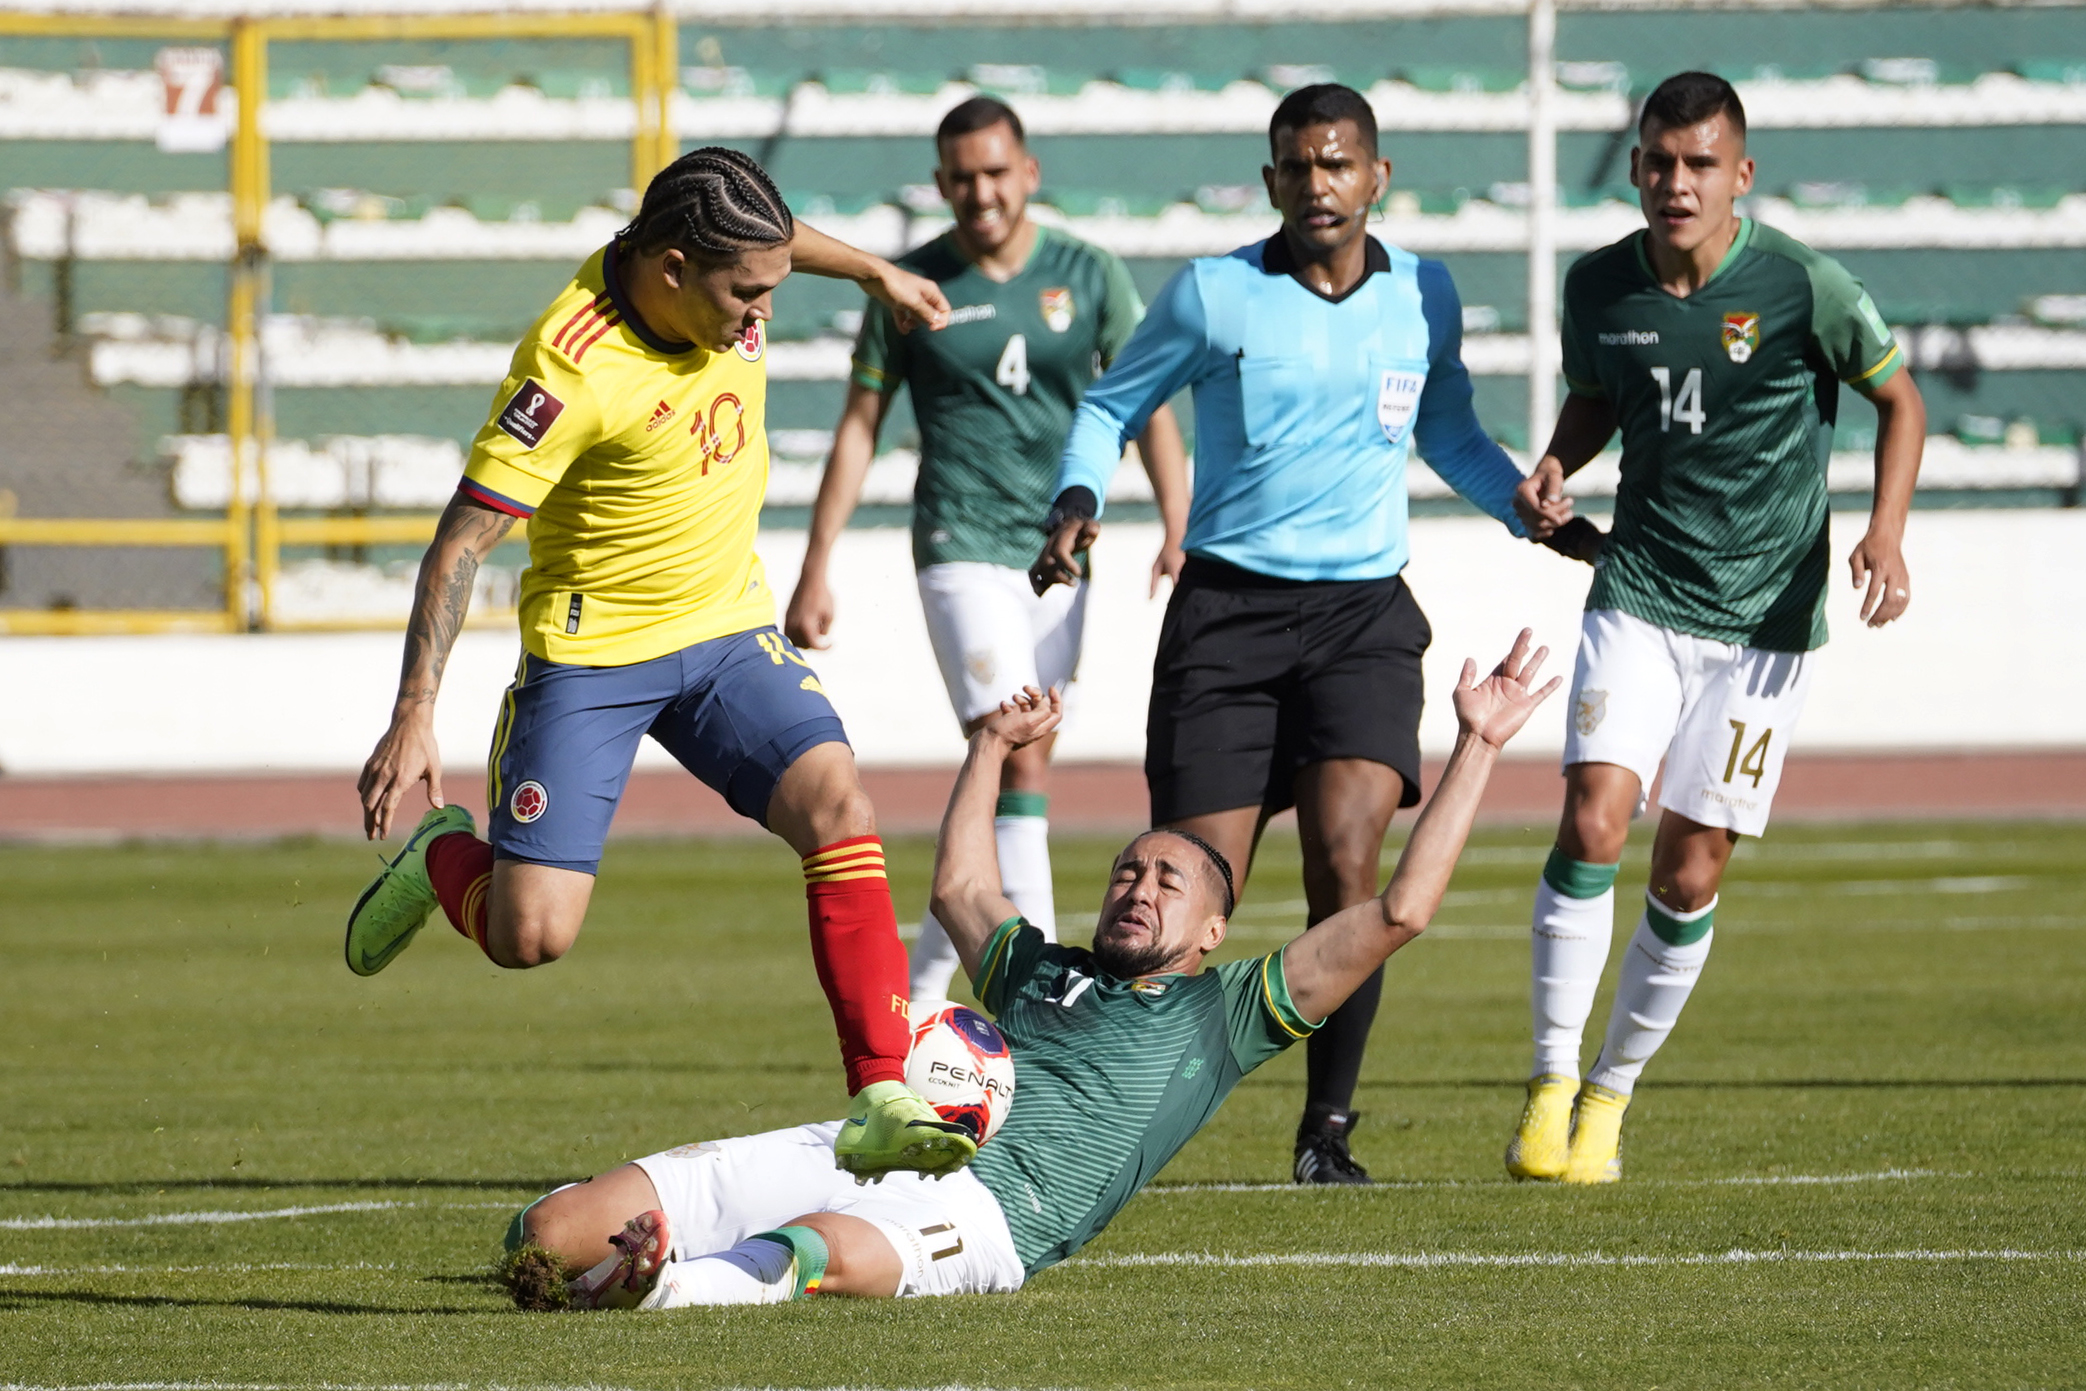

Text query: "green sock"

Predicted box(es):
[1541, 846, 1621, 899]
[1645, 894, 1716, 946]
[749, 1225, 830, 1298]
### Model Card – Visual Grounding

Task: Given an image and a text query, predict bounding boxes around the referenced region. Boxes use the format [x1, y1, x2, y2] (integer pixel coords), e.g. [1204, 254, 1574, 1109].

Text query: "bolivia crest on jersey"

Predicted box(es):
[1376, 368, 1426, 445]
[1722, 311, 1761, 364]
[1039, 286, 1075, 333]
[733, 318, 765, 362]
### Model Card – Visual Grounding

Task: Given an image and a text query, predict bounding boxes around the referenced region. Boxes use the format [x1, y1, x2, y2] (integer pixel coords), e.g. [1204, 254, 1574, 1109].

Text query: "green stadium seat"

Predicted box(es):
[1555, 61, 1629, 93]
[1113, 69, 1236, 93]
[1399, 66, 1523, 94]
[1041, 190, 1179, 217]
[680, 65, 794, 99]
[533, 69, 630, 100]
[968, 64, 1092, 96]
[782, 191, 889, 217]
[1943, 185, 2070, 210]
[2015, 59, 2086, 85]
[372, 64, 466, 100]
[270, 71, 332, 100]
[819, 69, 948, 96]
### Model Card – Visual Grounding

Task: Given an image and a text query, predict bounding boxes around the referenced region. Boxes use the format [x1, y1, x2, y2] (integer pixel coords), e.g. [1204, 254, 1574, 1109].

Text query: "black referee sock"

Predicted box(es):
[1303, 962, 1386, 1123]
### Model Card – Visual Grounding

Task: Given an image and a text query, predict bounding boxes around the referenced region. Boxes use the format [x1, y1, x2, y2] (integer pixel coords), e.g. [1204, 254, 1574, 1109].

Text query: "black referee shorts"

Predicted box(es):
[1145, 555, 1431, 824]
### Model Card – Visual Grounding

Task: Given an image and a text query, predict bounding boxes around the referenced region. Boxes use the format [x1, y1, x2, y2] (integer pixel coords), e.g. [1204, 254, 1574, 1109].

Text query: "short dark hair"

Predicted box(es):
[937, 94, 1025, 150]
[1638, 71, 1747, 140]
[1268, 82, 1378, 158]
[620, 146, 793, 261]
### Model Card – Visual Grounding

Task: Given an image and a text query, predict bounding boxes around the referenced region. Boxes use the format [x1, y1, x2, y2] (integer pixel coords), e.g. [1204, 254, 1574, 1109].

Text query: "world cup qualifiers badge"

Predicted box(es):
[1722, 311, 1761, 364]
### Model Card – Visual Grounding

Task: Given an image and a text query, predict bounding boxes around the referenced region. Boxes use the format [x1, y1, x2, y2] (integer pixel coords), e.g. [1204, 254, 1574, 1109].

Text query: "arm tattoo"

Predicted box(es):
[397, 499, 516, 707]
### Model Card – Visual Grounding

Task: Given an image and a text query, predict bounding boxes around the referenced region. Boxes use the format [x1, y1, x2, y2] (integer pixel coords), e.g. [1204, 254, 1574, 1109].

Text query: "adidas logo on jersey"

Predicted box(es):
[645, 400, 676, 431]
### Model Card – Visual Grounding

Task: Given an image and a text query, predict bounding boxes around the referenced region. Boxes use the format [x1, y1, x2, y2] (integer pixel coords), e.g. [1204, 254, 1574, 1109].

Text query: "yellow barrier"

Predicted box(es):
[0, 8, 675, 635]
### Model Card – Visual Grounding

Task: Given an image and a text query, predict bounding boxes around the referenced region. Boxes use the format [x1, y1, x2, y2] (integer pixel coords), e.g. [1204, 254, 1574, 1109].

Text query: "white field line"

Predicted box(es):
[0, 1385, 1044, 1391]
[0, 1200, 519, 1231]
[0, 1262, 397, 1276]
[1144, 1167, 1955, 1194]
[1079, 1247, 2083, 1271]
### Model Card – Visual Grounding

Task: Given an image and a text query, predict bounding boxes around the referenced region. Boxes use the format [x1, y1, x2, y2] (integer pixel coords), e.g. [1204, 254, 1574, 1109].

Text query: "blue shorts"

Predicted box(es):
[484, 626, 848, 873]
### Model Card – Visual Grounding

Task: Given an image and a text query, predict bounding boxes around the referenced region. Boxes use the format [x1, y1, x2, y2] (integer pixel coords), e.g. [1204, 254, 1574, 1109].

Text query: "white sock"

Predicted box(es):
[993, 809, 1056, 939]
[909, 801, 1055, 1002]
[640, 1237, 796, 1309]
[1530, 850, 1620, 1079]
[1588, 894, 1717, 1096]
[909, 910, 961, 1002]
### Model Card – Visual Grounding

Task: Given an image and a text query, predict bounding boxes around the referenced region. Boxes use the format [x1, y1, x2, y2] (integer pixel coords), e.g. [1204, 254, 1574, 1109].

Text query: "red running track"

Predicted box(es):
[2, 751, 2083, 843]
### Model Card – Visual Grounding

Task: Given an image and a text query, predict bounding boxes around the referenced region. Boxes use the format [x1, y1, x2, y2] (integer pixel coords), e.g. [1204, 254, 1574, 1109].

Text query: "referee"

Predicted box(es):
[1034, 84, 1594, 1183]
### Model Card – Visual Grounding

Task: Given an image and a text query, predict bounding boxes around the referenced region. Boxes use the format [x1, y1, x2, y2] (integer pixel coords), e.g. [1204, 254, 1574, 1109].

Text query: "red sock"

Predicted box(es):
[801, 835, 912, 1094]
[426, 831, 495, 959]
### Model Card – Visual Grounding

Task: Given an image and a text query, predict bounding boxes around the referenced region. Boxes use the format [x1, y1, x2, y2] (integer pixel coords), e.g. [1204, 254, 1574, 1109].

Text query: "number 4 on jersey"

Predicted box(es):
[996, 333, 1030, 397]
[1650, 366, 1706, 434]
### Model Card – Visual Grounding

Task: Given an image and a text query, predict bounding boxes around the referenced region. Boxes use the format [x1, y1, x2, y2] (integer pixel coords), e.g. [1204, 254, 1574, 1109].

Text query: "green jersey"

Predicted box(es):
[1561, 220, 1904, 652]
[851, 226, 1146, 571]
[965, 918, 1319, 1276]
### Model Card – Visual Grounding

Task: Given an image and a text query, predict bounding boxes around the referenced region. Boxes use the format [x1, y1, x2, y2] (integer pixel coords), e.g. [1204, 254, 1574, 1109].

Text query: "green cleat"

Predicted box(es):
[344, 804, 476, 977]
[832, 1080, 978, 1182]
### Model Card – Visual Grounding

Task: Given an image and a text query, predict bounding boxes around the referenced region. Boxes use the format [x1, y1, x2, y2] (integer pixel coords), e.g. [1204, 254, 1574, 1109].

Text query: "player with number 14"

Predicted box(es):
[1507, 72, 1926, 1184]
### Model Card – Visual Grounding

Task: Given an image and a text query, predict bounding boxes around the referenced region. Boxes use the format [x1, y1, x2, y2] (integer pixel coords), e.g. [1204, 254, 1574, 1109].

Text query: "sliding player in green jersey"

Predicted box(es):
[502, 632, 1558, 1307]
[786, 96, 1189, 1003]
[1506, 72, 1925, 1184]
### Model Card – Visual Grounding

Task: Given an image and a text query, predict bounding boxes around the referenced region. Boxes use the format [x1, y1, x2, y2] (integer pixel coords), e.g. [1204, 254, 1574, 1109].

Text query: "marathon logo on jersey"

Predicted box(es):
[733, 318, 765, 362]
[946, 304, 997, 326]
[1376, 368, 1426, 445]
[645, 399, 676, 432]
[1598, 329, 1659, 346]
[1040, 286, 1075, 332]
[510, 780, 549, 824]
[495, 379, 566, 449]
[1723, 311, 1761, 364]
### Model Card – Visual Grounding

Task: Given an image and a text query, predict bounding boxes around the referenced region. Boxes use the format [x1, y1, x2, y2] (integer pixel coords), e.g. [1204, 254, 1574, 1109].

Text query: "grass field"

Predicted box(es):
[3, 819, 2083, 1389]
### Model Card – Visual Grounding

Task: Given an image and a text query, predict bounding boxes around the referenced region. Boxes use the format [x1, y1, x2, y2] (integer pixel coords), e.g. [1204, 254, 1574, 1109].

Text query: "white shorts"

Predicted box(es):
[1562, 608, 1816, 838]
[918, 562, 1087, 727]
[632, 1121, 1025, 1298]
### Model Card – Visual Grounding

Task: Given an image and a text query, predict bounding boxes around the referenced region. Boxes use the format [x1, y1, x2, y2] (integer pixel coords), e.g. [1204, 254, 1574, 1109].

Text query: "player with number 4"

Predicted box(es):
[788, 96, 1189, 1001]
[1507, 73, 1925, 1184]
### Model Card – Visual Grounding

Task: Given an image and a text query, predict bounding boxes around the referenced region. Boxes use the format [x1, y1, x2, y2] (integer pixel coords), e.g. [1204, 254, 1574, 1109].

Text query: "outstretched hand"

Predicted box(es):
[1512, 457, 1575, 540]
[977, 685, 1064, 751]
[1451, 628, 1562, 751]
[869, 263, 951, 334]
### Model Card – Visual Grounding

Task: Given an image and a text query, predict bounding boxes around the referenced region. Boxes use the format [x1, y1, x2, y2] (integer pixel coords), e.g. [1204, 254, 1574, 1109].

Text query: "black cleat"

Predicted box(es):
[1293, 1110, 1373, 1185]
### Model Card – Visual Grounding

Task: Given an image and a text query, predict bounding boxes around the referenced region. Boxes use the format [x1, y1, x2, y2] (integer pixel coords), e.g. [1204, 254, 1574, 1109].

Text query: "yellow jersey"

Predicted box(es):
[461, 242, 774, 666]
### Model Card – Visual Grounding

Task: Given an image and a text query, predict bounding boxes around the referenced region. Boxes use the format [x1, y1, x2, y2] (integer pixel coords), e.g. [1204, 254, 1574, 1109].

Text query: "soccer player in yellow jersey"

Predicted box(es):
[347, 148, 973, 1180]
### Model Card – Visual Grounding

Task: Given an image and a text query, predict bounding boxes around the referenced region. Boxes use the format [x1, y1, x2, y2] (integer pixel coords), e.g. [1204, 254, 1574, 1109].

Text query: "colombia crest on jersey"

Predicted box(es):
[461, 242, 774, 666]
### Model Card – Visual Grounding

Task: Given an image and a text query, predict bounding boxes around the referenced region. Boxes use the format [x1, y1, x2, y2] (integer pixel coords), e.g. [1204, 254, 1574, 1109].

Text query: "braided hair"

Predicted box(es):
[620, 146, 794, 261]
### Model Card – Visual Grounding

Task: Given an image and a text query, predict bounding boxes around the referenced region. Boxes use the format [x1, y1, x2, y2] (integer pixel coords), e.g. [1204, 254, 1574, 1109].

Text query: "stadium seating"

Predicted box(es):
[1, 3, 2082, 618]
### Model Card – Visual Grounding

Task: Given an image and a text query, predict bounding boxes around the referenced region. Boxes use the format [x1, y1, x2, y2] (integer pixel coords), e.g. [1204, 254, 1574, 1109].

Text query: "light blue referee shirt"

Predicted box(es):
[1056, 235, 1527, 581]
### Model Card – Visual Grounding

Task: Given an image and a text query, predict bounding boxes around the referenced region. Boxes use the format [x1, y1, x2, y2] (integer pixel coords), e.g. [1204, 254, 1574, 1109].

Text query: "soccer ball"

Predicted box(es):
[905, 1000, 1016, 1144]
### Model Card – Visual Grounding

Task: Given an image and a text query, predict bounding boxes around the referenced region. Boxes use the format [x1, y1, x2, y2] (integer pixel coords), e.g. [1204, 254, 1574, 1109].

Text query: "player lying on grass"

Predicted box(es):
[500, 632, 1559, 1308]
[348, 147, 970, 1180]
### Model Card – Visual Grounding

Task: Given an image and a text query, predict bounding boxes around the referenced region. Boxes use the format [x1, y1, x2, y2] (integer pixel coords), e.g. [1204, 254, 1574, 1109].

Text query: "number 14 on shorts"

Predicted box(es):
[1723, 719, 1773, 788]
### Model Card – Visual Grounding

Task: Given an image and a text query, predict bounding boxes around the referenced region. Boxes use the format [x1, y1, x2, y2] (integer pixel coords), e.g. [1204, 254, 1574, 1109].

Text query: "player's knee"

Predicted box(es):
[1648, 862, 1720, 914]
[1559, 801, 1630, 863]
[486, 915, 577, 969]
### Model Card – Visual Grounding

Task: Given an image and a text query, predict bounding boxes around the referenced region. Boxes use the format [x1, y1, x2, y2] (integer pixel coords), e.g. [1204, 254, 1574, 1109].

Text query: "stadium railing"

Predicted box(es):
[0, 6, 677, 634]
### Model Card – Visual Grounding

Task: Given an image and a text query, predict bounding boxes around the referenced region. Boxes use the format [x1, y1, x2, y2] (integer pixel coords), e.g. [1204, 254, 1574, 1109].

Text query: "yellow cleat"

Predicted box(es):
[1562, 1082, 1630, 1185]
[1504, 1073, 1578, 1181]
